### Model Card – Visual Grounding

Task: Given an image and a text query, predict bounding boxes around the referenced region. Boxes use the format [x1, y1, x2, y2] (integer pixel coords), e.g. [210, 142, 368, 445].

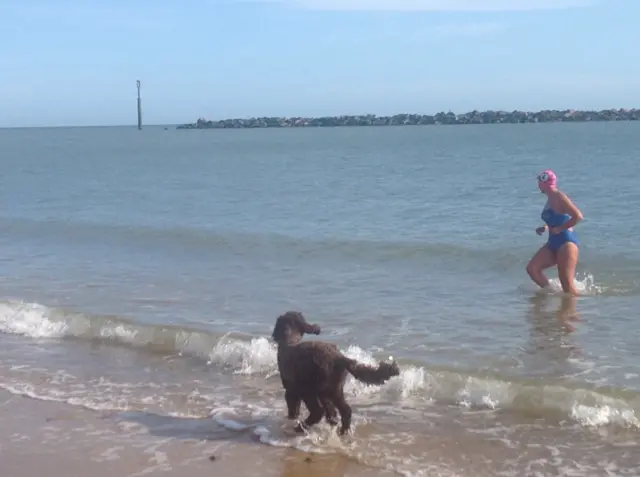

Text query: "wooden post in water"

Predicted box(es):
[136, 80, 142, 130]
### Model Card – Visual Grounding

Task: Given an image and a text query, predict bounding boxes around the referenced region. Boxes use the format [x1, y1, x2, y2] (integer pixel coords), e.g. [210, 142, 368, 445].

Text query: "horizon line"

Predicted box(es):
[1, 105, 638, 129]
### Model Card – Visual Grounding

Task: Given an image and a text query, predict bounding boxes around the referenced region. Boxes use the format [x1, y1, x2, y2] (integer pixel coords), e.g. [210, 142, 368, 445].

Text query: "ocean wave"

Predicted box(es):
[0, 299, 261, 363]
[1, 299, 639, 431]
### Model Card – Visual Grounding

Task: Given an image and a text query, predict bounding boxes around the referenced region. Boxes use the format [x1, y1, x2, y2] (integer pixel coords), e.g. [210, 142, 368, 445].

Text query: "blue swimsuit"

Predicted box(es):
[541, 202, 579, 252]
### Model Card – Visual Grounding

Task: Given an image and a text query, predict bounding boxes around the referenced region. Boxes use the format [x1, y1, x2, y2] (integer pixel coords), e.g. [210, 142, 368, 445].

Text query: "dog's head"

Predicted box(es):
[271, 311, 321, 345]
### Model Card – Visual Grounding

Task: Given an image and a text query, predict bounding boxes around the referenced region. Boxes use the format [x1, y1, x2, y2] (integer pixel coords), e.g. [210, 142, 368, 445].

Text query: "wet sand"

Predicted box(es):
[0, 390, 394, 477]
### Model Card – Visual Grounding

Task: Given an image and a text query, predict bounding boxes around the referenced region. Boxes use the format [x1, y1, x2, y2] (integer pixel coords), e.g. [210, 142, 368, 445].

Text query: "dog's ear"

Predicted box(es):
[271, 316, 289, 343]
[290, 311, 321, 335]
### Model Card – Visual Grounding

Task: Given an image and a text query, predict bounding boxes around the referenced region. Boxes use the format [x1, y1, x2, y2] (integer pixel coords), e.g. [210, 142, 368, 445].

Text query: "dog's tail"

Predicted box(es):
[342, 357, 400, 386]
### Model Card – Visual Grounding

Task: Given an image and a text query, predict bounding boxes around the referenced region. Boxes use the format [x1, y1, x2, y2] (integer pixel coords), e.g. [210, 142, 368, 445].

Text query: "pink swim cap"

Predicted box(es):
[537, 169, 557, 188]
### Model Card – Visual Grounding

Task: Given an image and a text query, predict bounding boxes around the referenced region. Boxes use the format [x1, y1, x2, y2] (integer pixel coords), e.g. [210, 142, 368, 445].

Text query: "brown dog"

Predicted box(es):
[271, 311, 400, 435]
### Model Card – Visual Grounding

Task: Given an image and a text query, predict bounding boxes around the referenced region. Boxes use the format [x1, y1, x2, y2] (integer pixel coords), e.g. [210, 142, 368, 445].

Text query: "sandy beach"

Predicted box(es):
[0, 390, 394, 477]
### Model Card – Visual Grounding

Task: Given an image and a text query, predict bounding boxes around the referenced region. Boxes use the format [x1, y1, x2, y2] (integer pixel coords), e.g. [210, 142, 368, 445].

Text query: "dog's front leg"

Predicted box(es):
[284, 388, 301, 419]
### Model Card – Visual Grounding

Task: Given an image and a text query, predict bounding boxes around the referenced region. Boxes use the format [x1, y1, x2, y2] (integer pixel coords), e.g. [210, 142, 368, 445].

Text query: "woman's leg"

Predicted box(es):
[556, 242, 580, 295]
[526, 245, 557, 289]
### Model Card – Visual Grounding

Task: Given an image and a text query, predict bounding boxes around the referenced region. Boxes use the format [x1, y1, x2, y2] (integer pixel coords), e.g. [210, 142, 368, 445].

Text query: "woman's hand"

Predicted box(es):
[536, 226, 547, 236]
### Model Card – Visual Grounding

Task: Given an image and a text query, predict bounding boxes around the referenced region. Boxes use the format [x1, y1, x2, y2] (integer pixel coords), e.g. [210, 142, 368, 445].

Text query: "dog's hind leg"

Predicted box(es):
[285, 389, 301, 419]
[332, 389, 353, 436]
[294, 393, 324, 433]
[320, 395, 339, 427]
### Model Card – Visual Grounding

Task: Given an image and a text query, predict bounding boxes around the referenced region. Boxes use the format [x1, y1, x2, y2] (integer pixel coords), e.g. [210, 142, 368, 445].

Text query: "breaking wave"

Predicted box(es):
[1, 299, 639, 431]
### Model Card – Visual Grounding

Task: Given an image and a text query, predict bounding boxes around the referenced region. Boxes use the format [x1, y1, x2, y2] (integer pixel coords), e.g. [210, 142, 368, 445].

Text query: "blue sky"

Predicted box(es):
[1, 0, 638, 127]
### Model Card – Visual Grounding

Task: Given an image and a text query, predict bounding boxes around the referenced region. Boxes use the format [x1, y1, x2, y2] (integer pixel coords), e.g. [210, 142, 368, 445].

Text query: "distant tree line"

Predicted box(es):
[176, 108, 640, 129]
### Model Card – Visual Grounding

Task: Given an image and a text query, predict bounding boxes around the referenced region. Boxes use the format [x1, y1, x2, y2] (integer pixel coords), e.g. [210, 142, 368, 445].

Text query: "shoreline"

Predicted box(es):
[0, 389, 393, 477]
[177, 107, 640, 129]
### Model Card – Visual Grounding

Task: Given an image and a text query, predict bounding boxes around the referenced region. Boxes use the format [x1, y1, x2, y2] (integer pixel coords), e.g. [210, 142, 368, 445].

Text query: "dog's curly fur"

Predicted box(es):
[271, 311, 400, 435]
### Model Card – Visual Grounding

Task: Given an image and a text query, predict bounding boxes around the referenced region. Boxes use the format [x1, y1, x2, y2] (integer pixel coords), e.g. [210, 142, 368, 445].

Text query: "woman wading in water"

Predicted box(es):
[526, 170, 584, 295]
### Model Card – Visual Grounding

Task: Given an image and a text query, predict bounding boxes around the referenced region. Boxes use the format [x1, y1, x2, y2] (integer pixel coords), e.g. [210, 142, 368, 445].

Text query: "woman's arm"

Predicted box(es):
[553, 192, 584, 232]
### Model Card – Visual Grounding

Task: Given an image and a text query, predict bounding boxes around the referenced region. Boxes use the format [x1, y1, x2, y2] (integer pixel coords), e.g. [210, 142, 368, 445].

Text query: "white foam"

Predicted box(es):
[210, 408, 254, 431]
[99, 323, 140, 344]
[541, 273, 603, 296]
[519, 272, 605, 297]
[571, 403, 639, 428]
[0, 301, 68, 338]
[207, 335, 278, 376]
[211, 404, 350, 455]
